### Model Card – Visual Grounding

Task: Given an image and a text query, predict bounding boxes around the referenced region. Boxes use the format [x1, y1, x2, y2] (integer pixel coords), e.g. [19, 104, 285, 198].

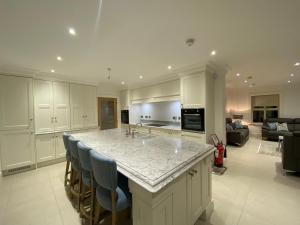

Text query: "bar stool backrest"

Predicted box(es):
[63, 133, 71, 153]
[77, 142, 92, 172]
[90, 150, 117, 191]
[68, 136, 80, 160]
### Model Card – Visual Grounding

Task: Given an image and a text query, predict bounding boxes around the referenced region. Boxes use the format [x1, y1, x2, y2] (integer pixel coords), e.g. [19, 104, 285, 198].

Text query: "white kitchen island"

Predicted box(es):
[72, 128, 215, 225]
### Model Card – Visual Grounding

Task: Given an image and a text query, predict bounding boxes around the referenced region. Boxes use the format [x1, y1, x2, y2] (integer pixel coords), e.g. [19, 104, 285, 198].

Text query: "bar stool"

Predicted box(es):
[77, 142, 96, 225]
[62, 133, 71, 188]
[68, 136, 82, 211]
[89, 150, 131, 225]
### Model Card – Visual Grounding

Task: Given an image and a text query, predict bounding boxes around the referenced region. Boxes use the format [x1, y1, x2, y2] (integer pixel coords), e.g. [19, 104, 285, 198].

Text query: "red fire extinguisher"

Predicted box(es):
[210, 134, 226, 168]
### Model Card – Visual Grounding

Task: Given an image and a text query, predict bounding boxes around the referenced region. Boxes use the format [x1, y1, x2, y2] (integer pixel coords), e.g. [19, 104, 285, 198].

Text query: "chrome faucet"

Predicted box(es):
[136, 122, 143, 127]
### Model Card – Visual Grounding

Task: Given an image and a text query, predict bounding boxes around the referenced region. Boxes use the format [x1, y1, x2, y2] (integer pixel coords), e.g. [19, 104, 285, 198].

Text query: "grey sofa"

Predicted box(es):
[262, 118, 300, 140]
[282, 132, 300, 172]
[226, 118, 249, 146]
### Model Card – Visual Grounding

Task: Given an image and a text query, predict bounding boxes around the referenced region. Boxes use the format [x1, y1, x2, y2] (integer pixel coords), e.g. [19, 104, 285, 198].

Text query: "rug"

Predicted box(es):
[257, 140, 281, 157]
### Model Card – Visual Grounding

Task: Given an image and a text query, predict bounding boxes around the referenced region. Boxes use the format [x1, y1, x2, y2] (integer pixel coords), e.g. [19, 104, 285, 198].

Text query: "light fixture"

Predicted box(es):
[68, 27, 76, 36]
[139, 75, 143, 79]
[294, 62, 300, 66]
[236, 73, 240, 77]
[290, 73, 294, 77]
[244, 80, 248, 83]
[210, 50, 216, 56]
[288, 80, 291, 83]
[57, 56, 62, 61]
[121, 81, 125, 85]
[167, 65, 172, 70]
[51, 69, 55, 73]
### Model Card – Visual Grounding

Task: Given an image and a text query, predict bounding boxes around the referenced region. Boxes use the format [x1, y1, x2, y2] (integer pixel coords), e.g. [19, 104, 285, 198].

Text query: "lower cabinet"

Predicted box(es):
[35, 133, 65, 163]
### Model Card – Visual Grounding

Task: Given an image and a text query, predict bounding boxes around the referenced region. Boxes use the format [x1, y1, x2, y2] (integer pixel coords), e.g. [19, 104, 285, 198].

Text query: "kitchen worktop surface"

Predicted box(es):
[72, 128, 214, 193]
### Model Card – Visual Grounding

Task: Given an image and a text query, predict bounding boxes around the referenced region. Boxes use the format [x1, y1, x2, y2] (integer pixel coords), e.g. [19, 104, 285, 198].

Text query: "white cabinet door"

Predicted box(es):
[70, 84, 84, 129]
[180, 73, 206, 108]
[84, 85, 97, 128]
[187, 162, 203, 225]
[201, 155, 213, 208]
[34, 80, 54, 133]
[0, 75, 33, 131]
[55, 134, 66, 158]
[53, 82, 70, 131]
[120, 89, 130, 110]
[153, 195, 173, 225]
[36, 134, 55, 162]
[0, 130, 35, 170]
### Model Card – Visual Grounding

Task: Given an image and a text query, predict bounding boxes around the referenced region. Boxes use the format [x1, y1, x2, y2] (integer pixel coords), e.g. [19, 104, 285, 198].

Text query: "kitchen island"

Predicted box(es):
[72, 128, 215, 225]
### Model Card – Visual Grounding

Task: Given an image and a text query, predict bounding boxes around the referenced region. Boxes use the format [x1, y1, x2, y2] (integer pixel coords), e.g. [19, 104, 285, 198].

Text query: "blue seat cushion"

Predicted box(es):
[96, 186, 131, 212]
[71, 158, 81, 172]
[82, 170, 97, 188]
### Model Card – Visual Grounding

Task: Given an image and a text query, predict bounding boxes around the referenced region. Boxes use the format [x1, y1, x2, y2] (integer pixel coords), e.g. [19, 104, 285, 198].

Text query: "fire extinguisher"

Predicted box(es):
[215, 143, 225, 167]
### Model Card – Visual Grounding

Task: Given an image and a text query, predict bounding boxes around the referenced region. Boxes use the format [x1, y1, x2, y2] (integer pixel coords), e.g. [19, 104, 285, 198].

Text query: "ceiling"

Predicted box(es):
[0, 0, 300, 89]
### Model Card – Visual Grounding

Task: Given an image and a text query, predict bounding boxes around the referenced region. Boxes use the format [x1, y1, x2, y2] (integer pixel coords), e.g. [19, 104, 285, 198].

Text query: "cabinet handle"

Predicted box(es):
[188, 171, 194, 176]
[54, 117, 57, 123]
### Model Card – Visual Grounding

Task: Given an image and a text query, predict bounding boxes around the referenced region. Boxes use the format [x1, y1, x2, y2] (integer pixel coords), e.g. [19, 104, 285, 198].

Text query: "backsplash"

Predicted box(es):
[129, 101, 181, 124]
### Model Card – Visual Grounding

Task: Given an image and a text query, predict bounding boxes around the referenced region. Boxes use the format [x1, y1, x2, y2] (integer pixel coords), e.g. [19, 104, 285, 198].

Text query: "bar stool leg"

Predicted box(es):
[111, 191, 117, 225]
[64, 160, 70, 187]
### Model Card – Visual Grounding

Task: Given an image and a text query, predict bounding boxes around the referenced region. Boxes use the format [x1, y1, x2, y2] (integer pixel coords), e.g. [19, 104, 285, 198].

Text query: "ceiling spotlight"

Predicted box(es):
[236, 73, 240, 77]
[185, 38, 195, 47]
[210, 50, 216, 56]
[168, 65, 172, 70]
[288, 80, 291, 83]
[139, 75, 143, 79]
[57, 56, 62, 61]
[244, 80, 248, 83]
[121, 81, 125, 85]
[68, 27, 76, 36]
[294, 62, 300, 66]
[290, 73, 294, 77]
[51, 69, 55, 73]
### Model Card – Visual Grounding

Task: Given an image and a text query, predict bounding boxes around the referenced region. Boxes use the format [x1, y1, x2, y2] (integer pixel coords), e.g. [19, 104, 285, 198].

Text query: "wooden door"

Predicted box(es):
[0, 75, 33, 131]
[34, 79, 54, 133]
[98, 97, 117, 130]
[53, 81, 70, 131]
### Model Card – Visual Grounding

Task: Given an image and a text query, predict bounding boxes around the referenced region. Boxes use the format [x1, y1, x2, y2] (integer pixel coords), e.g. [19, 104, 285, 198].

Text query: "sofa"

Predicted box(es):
[262, 118, 300, 140]
[226, 118, 249, 146]
[282, 132, 300, 172]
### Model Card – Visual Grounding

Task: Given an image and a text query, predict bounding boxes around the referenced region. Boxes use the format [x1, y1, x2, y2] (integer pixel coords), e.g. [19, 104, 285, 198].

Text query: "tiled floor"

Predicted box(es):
[0, 136, 300, 225]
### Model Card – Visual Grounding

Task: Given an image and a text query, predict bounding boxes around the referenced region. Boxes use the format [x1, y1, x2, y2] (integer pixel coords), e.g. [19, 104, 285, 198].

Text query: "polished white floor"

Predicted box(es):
[0, 136, 299, 225]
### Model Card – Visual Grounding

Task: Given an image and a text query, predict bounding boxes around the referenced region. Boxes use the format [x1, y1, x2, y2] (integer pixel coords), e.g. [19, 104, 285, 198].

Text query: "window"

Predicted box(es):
[251, 95, 279, 123]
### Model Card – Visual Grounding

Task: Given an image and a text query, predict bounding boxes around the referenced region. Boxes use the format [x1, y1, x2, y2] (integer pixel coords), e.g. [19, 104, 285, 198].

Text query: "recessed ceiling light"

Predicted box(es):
[57, 56, 62, 61]
[210, 50, 216, 56]
[290, 73, 294, 77]
[236, 73, 240, 77]
[244, 80, 248, 83]
[139, 75, 143, 79]
[294, 62, 300, 66]
[288, 80, 291, 83]
[68, 27, 76, 36]
[167, 65, 172, 70]
[121, 81, 125, 85]
[51, 69, 55, 73]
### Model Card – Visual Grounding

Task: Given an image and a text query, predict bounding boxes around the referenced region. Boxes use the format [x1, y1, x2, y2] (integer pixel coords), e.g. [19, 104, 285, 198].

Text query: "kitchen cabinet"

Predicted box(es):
[35, 133, 66, 163]
[181, 131, 206, 144]
[120, 89, 130, 110]
[131, 79, 180, 104]
[70, 84, 97, 129]
[180, 72, 206, 108]
[34, 80, 70, 133]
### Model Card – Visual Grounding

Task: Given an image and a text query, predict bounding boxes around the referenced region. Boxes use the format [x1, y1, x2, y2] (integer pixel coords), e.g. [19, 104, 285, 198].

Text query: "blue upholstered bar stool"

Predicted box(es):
[68, 136, 82, 211]
[90, 150, 131, 225]
[62, 133, 71, 188]
[77, 142, 96, 225]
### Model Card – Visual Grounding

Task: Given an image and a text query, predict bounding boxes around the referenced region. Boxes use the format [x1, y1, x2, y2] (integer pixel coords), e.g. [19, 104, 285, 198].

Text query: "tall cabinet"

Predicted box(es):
[0, 75, 35, 171]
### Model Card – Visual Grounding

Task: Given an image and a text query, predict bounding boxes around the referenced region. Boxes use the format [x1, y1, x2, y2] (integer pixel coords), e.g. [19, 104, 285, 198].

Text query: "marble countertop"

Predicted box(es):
[129, 123, 181, 131]
[72, 128, 214, 193]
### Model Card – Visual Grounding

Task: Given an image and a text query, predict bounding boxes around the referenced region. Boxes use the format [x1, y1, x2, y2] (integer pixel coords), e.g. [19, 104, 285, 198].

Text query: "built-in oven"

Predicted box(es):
[181, 108, 205, 132]
[121, 110, 129, 124]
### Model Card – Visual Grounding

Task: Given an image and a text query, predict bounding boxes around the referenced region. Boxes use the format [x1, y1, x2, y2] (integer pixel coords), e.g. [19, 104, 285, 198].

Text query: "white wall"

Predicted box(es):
[226, 82, 300, 124]
[129, 101, 181, 124]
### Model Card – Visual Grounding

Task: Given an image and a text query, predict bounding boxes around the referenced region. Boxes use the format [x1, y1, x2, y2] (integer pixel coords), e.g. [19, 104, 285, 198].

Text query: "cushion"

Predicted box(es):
[226, 124, 233, 131]
[267, 122, 278, 131]
[234, 120, 243, 129]
[277, 123, 289, 131]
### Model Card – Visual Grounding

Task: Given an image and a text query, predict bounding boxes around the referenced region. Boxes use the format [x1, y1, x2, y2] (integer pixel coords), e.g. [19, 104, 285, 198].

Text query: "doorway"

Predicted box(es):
[98, 97, 118, 130]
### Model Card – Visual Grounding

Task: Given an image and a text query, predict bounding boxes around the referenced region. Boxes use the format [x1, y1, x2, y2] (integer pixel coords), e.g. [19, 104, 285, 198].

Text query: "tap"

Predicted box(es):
[136, 122, 143, 127]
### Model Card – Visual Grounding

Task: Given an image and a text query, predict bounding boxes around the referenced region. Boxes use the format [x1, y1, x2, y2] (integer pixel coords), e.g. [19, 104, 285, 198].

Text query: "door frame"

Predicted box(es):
[97, 97, 118, 129]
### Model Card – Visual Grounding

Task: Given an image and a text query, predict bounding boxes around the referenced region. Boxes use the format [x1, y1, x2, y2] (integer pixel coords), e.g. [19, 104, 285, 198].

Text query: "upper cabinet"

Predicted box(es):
[131, 79, 180, 104]
[70, 84, 97, 129]
[120, 89, 130, 110]
[0, 75, 33, 131]
[34, 80, 70, 134]
[180, 72, 206, 108]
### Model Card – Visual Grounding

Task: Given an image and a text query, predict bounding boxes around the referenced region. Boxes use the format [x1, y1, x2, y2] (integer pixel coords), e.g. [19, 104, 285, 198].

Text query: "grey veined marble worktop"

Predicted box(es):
[72, 128, 215, 193]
